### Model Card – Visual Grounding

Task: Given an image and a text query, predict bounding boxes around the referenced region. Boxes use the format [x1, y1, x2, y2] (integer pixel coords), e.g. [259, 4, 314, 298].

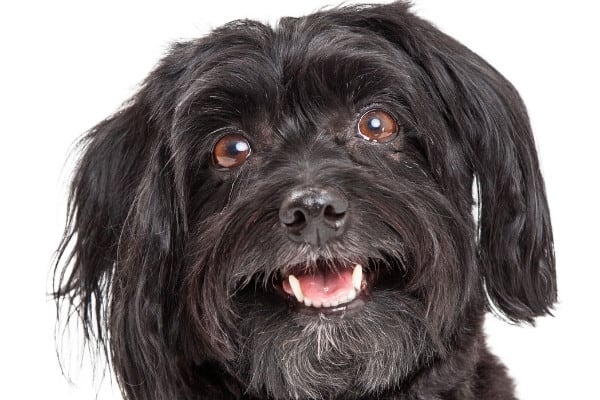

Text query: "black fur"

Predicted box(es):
[54, 2, 556, 399]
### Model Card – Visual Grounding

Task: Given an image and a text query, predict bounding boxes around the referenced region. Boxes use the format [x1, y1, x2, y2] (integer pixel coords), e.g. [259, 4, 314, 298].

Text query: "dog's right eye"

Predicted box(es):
[212, 133, 252, 169]
[357, 109, 399, 143]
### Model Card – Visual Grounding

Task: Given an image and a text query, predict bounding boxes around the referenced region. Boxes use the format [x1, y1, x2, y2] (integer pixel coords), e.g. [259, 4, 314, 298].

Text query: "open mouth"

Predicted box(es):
[280, 260, 370, 313]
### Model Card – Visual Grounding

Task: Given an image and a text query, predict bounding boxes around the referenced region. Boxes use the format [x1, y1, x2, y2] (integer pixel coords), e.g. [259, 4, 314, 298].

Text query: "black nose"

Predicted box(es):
[279, 186, 348, 246]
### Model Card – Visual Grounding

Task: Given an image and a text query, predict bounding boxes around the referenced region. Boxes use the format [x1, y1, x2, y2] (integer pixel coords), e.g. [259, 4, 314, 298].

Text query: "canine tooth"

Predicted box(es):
[288, 275, 304, 303]
[352, 264, 363, 292]
[347, 290, 357, 302]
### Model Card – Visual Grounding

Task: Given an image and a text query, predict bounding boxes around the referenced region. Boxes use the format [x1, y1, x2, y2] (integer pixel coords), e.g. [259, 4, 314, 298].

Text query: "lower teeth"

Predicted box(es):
[302, 289, 358, 308]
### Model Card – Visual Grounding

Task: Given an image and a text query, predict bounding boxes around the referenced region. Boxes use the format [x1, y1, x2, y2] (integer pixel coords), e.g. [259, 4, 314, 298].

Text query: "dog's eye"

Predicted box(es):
[212, 134, 252, 169]
[357, 110, 399, 142]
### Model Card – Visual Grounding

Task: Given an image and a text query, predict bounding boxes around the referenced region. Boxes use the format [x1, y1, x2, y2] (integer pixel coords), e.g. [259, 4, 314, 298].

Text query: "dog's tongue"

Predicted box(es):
[283, 269, 354, 302]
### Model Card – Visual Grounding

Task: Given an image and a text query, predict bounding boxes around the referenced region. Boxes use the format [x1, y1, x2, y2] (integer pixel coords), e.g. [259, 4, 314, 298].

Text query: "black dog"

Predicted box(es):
[54, 2, 556, 399]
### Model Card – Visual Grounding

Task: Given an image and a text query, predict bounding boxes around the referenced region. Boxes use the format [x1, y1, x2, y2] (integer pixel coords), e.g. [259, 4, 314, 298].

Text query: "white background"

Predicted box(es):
[1, 0, 598, 398]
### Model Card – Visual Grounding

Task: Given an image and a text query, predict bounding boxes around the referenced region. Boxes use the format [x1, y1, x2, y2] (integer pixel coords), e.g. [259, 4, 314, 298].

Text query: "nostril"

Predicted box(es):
[323, 205, 346, 222]
[286, 209, 307, 229]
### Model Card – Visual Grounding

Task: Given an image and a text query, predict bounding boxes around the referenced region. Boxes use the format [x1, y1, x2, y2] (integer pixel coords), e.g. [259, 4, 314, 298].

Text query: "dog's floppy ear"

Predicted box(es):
[53, 46, 191, 394]
[53, 98, 154, 339]
[342, 2, 556, 323]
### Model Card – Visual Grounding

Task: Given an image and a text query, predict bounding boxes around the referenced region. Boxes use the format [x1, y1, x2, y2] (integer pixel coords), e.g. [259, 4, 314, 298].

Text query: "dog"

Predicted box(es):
[54, 2, 556, 399]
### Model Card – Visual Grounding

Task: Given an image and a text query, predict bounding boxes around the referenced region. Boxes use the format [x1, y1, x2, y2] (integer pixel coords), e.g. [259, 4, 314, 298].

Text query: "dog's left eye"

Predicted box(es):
[357, 110, 399, 142]
[212, 133, 252, 169]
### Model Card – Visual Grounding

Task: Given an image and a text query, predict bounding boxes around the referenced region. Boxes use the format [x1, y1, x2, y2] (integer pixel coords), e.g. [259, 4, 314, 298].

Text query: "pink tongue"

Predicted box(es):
[284, 269, 354, 302]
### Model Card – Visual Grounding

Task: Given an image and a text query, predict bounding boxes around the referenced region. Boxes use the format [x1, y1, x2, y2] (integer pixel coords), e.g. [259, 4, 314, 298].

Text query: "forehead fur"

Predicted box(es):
[169, 15, 421, 141]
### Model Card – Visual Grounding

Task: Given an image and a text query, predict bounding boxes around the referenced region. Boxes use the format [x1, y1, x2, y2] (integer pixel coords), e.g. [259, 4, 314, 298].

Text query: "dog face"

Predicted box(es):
[54, 2, 556, 399]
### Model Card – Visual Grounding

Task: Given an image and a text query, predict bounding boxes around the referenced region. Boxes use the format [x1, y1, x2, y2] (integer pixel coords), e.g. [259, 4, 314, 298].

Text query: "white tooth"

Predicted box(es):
[322, 301, 331, 308]
[312, 301, 322, 308]
[288, 275, 304, 303]
[347, 290, 356, 302]
[352, 264, 363, 292]
[304, 298, 313, 307]
[331, 300, 339, 307]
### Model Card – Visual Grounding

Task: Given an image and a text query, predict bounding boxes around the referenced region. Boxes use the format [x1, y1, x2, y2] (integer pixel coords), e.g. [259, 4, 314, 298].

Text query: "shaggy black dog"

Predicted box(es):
[54, 2, 556, 399]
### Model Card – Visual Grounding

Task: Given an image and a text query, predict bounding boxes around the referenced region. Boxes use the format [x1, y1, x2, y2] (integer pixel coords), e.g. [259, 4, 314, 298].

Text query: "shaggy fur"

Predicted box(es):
[54, 2, 556, 399]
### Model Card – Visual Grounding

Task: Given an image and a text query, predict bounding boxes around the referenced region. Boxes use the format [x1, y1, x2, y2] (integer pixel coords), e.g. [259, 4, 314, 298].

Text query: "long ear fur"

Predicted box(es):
[53, 100, 155, 345]
[53, 46, 192, 398]
[339, 1, 556, 323]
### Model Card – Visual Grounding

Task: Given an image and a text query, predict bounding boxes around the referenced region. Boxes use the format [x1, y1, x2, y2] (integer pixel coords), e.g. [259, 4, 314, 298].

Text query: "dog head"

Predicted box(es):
[54, 2, 556, 399]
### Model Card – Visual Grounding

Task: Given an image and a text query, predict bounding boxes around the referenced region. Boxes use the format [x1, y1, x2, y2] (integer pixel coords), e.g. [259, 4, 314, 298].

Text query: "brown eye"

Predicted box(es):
[357, 109, 399, 142]
[212, 133, 251, 169]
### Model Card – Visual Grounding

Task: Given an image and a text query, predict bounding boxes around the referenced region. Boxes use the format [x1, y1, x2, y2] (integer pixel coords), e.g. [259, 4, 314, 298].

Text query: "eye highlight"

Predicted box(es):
[212, 133, 251, 169]
[357, 109, 399, 142]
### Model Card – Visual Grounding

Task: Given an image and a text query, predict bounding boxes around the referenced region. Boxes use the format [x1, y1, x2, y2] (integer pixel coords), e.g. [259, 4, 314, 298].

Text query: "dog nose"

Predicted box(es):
[279, 186, 348, 246]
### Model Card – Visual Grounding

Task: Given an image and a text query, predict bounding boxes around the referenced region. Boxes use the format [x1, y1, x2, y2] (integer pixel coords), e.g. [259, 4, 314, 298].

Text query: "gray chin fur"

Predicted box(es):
[237, 291, 435, 400]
